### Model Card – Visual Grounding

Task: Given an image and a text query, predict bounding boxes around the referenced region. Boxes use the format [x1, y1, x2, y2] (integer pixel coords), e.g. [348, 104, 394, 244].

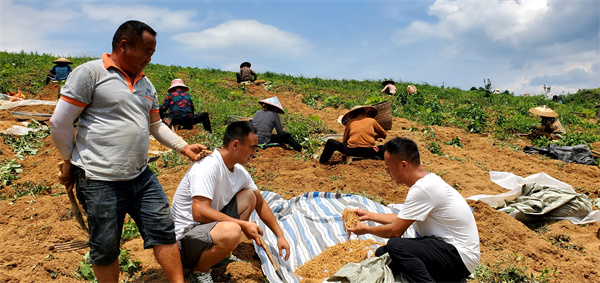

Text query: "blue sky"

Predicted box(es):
[1, 0, 598, 96]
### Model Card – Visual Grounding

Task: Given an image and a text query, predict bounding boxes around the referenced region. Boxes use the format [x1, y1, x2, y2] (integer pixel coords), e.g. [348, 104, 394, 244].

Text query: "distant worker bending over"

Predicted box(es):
[380, 80, 397, 95]
[46, 57, 73, 84]
[348, 137, 480, 282]
[527, 105, 565, 140]
[236, 61, 257, 84]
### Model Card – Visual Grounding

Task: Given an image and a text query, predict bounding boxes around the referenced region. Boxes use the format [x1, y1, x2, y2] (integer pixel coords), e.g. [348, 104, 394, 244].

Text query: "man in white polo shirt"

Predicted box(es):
[348, 137, 480, 282]
[50, 20, 208, 283]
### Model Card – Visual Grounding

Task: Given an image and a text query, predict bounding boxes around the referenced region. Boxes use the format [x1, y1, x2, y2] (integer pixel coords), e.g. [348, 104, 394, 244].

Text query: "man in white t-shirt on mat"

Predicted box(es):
[347, 137, 480, 282]
[171, 121, 290, 282]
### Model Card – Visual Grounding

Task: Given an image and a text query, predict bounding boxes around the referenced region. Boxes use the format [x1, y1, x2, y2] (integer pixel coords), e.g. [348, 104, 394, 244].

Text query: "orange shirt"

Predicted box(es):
[343, 117, 387, 148]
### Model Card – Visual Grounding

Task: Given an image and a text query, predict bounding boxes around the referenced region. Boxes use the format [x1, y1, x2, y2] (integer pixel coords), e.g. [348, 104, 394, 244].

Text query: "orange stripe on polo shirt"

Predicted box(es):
[61, 96, 87, 107]
[101, 53, 145, 93]
[150, 109, 159, 113]
[144, 95, 153, 102]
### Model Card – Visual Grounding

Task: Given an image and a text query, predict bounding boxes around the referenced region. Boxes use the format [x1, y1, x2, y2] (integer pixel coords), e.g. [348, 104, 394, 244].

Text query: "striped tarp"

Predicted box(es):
[249, 191, 416, 283]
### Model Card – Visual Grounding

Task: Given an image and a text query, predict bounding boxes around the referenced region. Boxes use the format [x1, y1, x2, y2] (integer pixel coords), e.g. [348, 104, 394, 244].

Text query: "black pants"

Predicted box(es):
[319, 139, 384, 163]
[376, 236, 471, 283]
[270, 132, 302, 152]
[169, 113, 212, 133]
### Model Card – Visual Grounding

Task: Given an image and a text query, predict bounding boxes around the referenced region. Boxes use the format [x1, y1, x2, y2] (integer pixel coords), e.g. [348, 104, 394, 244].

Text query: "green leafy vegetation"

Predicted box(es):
[121, 217, 141, 242]
[474, 252, 559, 283]
[1, 121, 50, 159]
[77, 249, 141, 282]
[0, 159, 22, 188]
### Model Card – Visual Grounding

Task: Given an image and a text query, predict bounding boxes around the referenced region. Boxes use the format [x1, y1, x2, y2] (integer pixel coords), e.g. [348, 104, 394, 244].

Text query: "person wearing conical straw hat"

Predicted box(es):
[236, 61, 257, 85]
[45, 57, 73, 84]
[319, 105, 387, 164]
[527, 105, 565, 140]
[252, 96, 302, 151]
[159, 79, 212, 133]
[380, 80, 397, 95]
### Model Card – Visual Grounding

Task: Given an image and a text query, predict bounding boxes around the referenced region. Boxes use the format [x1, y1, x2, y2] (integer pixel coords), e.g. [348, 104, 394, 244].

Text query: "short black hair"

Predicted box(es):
[112, 20, 156, 50]
[383, 137, 421, 165]
[223, 121, 257, 146]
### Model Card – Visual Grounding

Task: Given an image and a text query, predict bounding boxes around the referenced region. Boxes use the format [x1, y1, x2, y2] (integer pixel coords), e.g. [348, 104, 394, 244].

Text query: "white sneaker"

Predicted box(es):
[227, 253, 247, 263]
[189, 270, 213, 283]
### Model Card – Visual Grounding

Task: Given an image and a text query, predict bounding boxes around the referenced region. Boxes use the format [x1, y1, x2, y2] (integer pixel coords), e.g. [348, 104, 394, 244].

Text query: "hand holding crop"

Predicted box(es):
[350, 208, 371, 221]
[346, 221, 369, 236]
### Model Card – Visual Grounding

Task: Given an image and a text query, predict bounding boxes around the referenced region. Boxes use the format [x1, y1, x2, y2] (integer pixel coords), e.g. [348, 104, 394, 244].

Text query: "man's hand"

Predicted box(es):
[57, 161, 74, 187]
[346, 221, 369, 236]
[277, 236, 291, 261]
[350, 208, 371, 221]
[181, 143, 212, 162]
[240, 221, 263, 242]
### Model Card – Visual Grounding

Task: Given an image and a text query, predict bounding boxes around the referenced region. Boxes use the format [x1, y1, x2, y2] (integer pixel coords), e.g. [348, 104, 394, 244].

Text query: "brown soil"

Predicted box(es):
[1, 83, 599, 282]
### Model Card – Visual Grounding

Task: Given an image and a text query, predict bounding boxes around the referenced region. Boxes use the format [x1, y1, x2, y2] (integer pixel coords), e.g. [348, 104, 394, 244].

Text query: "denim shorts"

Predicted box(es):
[74, 166, 176, 266]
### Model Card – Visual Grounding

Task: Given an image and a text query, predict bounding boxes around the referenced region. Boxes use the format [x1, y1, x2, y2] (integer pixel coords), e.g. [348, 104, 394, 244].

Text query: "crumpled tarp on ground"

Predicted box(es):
[0, 99, 57, 110]
[249, 191, 417, 283]
[523, 143, 597, 165]
[467, 172, 600, 224]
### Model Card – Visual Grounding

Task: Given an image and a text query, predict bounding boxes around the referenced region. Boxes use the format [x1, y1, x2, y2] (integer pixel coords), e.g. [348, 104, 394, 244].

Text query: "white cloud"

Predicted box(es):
[0, 1, 80, 53]
[81, 4, 198, 31]
[173, 20, 312, 60]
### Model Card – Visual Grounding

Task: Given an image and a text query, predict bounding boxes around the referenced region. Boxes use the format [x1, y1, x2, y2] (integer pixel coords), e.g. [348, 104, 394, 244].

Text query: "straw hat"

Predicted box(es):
[167, 79, 189, 93]
[381, 80, 395, 87]
[529, 105, 558, 118]
[240, 62, 251, 68]
[52, 57, 73, 64]
[341, 105, 378, 125]
[407, 85, 417, 94]
[259, 96, 285, 114]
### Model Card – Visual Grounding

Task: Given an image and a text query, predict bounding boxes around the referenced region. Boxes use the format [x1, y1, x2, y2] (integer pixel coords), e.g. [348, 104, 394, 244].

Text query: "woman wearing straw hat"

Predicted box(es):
[252, 96, 302, 152]
[380, 80, 397, 95]
[159, 79, 212, 133]
[319, 105, 387, 164]
[46, 57, 73, 84]
[527, 105, 565, 140]
[236, 62, 257, 84]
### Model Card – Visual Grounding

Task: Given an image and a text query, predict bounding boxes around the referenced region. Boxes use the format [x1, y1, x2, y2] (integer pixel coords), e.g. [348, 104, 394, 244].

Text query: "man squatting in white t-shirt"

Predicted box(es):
[170, 121, 290, 280]
[347, 137, 480, 282]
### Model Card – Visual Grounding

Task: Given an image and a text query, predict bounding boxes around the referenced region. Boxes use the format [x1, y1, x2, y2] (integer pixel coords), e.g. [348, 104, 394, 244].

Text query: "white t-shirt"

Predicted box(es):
[398, 173, 480, 273]
[171, 149, 258, 239]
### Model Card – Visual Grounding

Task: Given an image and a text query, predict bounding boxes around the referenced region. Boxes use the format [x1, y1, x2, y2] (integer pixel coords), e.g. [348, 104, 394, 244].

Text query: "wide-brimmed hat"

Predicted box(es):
[529, 105, 558, 118]
[240, 62, 251, 68]
[259, 96, 284, 114]
[341, 105, 378, 125]
[167, 79, 189, 93]
[52, 57, 73, 64]
[407, 85, 417, 94]
[381, 80, 395, 86]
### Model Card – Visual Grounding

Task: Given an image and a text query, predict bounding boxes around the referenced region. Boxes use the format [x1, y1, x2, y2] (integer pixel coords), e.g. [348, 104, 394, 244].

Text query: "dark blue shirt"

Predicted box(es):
[50, 63, 73, 81]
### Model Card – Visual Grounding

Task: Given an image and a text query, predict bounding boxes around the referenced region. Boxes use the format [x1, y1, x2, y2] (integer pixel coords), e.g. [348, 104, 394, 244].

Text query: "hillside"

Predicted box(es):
[1, 52, 599, 282]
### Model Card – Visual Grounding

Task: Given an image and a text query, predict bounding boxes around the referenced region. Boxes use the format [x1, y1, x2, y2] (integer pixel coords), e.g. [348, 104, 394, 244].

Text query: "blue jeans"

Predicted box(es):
[74, 166, 176, 266]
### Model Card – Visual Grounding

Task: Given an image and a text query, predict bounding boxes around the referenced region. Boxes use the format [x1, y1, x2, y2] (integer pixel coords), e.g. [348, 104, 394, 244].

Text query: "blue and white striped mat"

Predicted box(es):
[249, 191, 416, 283]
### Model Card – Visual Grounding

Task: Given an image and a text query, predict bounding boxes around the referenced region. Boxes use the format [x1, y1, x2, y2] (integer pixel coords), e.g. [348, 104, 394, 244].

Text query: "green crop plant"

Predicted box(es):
[77, 249, 141, 282]
[121, 217, 141, 242]
[1, 159, 22, 187]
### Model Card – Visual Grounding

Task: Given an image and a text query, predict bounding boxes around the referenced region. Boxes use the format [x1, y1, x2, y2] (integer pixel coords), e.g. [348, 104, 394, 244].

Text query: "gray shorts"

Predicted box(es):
[178, 198, 240, 268]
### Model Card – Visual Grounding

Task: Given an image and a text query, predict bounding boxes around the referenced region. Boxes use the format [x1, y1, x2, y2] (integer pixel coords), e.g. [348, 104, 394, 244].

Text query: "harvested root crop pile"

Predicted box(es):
[295, 239, 381, 282]
[341, 208, 359, 229]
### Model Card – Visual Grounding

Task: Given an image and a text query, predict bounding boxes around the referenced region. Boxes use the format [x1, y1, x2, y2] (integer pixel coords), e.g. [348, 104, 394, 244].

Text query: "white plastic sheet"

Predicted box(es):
[467, 171, 600, 224]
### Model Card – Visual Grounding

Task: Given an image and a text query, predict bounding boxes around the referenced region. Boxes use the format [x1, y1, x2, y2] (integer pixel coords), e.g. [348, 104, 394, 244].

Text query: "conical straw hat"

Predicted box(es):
[259, 97, 284, 114]
[341, 105, 378, 125]
[52, 57, 73, 64]
[529, 105, 558, 117]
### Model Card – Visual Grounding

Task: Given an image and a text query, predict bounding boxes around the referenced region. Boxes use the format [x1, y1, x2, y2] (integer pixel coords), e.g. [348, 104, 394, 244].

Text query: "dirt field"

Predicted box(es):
[1, 83, 599, 282]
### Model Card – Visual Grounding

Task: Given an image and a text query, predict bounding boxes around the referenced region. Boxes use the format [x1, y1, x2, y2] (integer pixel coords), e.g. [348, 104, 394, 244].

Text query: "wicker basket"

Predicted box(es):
[371, 101, 392, 130]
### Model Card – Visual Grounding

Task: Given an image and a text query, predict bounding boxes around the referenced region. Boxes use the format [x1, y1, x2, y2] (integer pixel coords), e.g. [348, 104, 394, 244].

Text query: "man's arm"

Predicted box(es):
[50, 99, 85, 185]
[191, 196, 262, 240]
[254, 190, 291, 260]
[149, 112, 211, 161]
[348, 217, 415, 239]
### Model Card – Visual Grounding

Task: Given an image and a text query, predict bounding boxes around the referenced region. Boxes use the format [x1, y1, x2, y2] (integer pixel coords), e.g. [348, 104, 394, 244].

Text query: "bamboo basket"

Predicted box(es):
[371, 101, 392, 130]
